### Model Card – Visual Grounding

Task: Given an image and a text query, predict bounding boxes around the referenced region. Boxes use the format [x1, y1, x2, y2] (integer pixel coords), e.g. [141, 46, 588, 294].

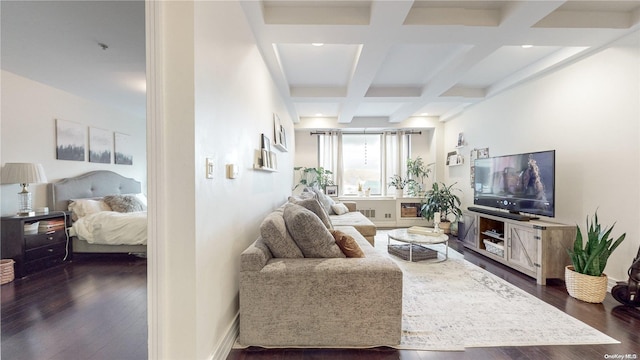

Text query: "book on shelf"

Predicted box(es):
[38, 219, 66, 232]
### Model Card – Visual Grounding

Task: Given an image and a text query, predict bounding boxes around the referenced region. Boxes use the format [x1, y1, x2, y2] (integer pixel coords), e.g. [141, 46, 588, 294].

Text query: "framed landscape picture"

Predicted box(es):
[89, 127, 112, 163]
[114, 132, 133, 165]
[56, 119, 86, 161]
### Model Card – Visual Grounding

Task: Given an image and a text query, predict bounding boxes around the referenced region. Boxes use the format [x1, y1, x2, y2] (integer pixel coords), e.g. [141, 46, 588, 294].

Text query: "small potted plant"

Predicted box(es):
[388, 174, 411, 198]
[420, 182, 462, 234]
[565, 211, 626, 303]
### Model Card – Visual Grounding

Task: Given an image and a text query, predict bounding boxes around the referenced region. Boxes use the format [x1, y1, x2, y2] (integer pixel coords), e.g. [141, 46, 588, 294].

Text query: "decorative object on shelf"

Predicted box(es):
[293, 166, 334, 190]
[273, 113, 287, 152]
[457, 132, 465, 147]
[406, 156, 431, 196]
[420, 182, 462, 234]
[325, 185, 338, 197]
[565, 211, 626, 303]
[56, 118, 86, 161]
[1, 163, 48, 216]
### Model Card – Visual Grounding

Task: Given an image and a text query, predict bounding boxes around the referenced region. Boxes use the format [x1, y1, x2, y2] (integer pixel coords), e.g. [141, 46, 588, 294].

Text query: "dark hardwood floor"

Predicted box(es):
[228, 239, 640, 360]
[1, 254, 147, 360]
[2, 241, 639, 360]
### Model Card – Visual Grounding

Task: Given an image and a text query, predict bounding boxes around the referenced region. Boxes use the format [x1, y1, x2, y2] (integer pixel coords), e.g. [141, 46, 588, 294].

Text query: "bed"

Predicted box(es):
[47, 170, 147, 254]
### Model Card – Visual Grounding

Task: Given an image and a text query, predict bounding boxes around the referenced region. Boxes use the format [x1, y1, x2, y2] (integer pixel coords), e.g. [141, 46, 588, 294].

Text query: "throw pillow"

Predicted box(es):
[287, 197, 333, 229]
[330, 230, 365, 258]
[103, 195, 146, 213]
[283, 203, 345, 258]
[68, 198, 112, 221]
[260, 211, 303, 258]
[307, 187, 336, 215]
[331, 202, 349, 215]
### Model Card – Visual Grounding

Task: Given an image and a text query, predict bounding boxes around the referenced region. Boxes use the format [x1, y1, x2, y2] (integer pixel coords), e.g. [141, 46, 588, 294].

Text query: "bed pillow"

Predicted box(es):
[103, 195, 146, 213]
[330, 230, 365, 258]
[283, 203, 345, 258]
[68, 198, 112, 221]
[124, 193, 148, 210]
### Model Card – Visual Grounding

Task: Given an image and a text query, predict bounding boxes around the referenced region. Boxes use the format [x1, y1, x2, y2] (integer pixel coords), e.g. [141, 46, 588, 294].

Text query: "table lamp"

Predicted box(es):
[1, 163, 48, 216]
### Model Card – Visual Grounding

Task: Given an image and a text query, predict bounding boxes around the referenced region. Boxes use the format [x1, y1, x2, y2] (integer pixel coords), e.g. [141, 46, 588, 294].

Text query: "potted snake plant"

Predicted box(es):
[565, 211, 626, 303]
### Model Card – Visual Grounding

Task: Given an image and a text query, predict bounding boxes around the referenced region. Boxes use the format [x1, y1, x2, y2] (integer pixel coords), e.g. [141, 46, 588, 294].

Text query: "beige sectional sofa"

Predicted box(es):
[239, 225, 402, 347]
[329, 201, 376, 245]
[238, 192, 401, 348]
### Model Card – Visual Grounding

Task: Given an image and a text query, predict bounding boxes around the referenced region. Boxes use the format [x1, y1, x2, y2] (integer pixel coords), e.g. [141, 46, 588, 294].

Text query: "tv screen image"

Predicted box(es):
[473, 150, 555, 218]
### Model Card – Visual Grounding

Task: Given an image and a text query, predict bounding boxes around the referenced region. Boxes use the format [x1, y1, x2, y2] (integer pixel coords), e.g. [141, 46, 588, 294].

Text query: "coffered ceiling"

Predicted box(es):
[241, 0, 640, 124]
[1, 1, 639, 124]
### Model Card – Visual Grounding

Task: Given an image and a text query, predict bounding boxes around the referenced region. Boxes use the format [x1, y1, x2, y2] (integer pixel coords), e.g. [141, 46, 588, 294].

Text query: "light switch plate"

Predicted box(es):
[226, 164, 239, 179]
[206, 158, 214, 179]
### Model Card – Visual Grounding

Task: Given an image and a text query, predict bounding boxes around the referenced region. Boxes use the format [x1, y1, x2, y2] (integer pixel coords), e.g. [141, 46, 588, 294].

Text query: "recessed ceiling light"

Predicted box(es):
[312, 43, 324, 47]
[315, 113, 323, 116]
[521, 45, 533, 49]
[421, 113, 429, 116]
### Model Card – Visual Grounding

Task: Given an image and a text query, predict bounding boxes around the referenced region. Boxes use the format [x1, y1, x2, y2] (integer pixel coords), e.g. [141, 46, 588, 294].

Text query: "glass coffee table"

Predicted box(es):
[387, 228, 449, 262]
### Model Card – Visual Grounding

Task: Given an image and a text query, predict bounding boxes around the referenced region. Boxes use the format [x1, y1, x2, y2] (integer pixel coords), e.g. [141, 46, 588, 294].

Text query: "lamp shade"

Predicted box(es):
[1, 163, 48, 185]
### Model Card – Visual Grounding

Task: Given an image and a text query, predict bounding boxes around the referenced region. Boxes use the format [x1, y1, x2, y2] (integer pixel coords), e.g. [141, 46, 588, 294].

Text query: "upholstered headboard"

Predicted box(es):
[48, 170, 142, 211]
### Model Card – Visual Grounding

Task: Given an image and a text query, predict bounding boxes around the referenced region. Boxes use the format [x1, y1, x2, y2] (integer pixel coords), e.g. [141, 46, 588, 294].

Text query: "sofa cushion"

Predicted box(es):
[260, 211, 304, 258]
[330, 229, 365, 258]
[331, 202, 349, 215]
[330, 212, 376, 238]
[288, 197, 333, 229]
[283, 203, 345, 258]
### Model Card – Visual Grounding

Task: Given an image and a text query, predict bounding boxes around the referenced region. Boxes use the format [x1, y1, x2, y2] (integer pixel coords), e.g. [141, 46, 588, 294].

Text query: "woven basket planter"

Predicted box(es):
[1, 259, 15, 285]
[565, 265, 608, 303]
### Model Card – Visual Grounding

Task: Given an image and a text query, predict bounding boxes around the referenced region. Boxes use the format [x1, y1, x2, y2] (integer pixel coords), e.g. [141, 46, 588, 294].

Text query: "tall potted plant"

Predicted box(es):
[565, 211, 626, 303]
[293, 166, 334, 190]
[406, 156, 431, 196]
[420, 182, 462, 234]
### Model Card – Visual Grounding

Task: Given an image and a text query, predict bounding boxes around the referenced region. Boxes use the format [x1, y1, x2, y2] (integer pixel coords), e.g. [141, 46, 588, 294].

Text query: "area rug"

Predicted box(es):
[376, 231, 620, 350]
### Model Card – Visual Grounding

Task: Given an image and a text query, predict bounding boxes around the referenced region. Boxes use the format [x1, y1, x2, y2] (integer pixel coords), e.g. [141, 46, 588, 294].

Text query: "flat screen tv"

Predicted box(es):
[472, 150, 555, 219]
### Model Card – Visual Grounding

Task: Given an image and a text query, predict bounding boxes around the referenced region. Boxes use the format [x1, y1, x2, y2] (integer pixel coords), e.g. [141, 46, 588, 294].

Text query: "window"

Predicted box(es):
[317, 131, 414, 196]
[342, 134, 382, 195]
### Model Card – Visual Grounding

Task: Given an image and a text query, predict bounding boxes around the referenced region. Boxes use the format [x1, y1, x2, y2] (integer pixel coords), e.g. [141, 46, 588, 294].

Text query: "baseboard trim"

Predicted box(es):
[210, 312, 240, 360]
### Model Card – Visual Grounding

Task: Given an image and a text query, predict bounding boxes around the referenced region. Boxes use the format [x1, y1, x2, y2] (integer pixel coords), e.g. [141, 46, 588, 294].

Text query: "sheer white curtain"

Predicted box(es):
[382, 131, 411, 195]
[318, 132, 342, 193]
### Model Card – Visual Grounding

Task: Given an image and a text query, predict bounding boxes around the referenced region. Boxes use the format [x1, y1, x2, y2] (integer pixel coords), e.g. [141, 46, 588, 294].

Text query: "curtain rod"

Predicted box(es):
[310, 131, 422, 135]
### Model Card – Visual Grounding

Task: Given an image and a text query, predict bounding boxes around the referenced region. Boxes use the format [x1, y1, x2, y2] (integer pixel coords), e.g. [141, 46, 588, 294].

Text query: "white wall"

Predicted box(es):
[156, 1, 294, 358]
[443, 31, 640, 281]
[0, 70, 146, 216]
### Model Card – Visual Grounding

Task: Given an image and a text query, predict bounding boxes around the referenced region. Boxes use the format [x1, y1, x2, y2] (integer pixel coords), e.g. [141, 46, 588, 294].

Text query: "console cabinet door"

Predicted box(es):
[460, 212, 477, 248]
[506, 224, 539, 275]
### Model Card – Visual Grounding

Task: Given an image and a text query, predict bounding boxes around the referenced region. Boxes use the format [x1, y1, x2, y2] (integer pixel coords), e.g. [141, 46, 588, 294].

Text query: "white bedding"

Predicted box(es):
[70, 211, 147, 245]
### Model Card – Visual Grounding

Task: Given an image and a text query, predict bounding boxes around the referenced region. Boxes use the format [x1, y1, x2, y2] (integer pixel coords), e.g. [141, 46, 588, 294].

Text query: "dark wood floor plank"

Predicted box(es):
[1, 254, 147, 360]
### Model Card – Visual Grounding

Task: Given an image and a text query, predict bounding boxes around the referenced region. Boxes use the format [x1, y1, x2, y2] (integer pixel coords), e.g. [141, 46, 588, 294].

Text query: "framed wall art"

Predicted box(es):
[56, 119, 86, 161]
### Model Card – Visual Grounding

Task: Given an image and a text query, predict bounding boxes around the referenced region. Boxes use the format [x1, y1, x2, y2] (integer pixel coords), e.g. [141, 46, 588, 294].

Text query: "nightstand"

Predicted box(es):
[1, 212, 72, 278]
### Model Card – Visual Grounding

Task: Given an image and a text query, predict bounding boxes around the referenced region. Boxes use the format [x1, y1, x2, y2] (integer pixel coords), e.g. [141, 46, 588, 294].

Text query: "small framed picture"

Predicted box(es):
[325, 185, 338, 197]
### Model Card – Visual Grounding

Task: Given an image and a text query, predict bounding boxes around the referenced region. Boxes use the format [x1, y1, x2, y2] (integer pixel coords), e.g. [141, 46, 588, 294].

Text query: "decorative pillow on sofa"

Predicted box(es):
[283, 203, 345, 258]
[330, 203, 349, 215]
[287, 197, 333, 229]
[260, 211, 304, 258]
[330, 230, 365, 258]
[304, 187, 336, 215]
[103, 195, 146, 213]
